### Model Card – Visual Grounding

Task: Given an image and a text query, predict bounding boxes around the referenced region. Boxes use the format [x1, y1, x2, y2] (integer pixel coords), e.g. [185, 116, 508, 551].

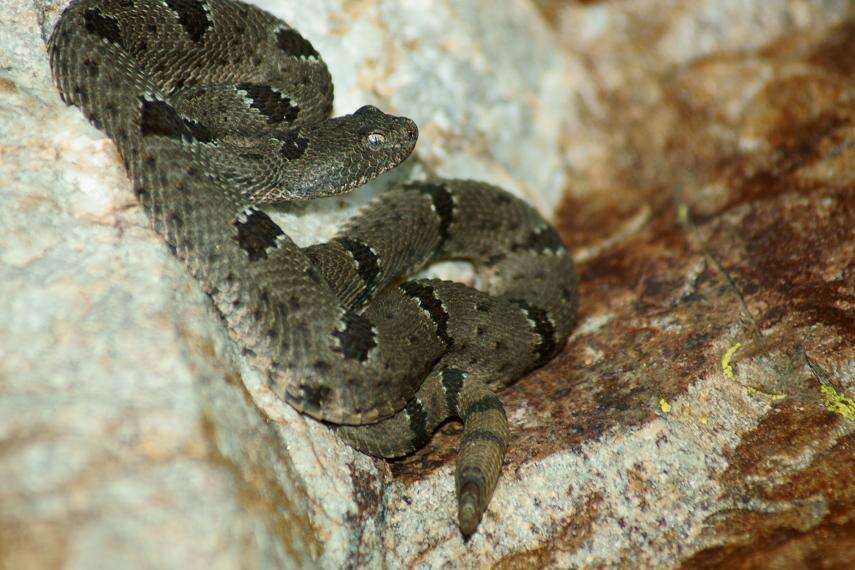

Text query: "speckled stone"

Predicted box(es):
[2, 0, 852, 567]
[2, 0, 573, 567]
[381, 4, 853, 567]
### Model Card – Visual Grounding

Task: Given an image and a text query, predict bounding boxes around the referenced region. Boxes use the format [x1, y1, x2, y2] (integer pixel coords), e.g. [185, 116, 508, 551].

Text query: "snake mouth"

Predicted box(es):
[280, 151, 415, 201]
[343, 159, 408, 195]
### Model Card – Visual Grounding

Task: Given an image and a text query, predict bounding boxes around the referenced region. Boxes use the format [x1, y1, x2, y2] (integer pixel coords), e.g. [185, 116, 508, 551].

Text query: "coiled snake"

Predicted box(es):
[48, 0, 578, 535]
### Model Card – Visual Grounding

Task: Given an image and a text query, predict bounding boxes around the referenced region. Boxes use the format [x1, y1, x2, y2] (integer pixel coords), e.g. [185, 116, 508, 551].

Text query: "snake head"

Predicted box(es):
[256, 105, 418, 203]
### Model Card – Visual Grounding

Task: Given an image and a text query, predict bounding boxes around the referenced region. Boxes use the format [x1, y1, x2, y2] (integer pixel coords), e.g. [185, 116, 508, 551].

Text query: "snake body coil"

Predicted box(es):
[49, 0, 578, 535]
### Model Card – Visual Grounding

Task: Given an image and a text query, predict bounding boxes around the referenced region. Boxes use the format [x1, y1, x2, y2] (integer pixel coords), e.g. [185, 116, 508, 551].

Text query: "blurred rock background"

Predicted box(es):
[1, 0, 852, 567]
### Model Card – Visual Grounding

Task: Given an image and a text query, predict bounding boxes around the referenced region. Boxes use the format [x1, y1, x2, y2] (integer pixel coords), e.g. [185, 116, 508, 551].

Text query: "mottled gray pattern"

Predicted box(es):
[48, 0, 578, 534]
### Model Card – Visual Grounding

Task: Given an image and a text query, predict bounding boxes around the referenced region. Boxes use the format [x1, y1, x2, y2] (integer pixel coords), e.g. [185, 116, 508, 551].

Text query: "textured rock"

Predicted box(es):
[1, 4, 328, 566]
[2, 0, 853, 568]
[387, 1, 854, 567]
[1, 0, 569, 567]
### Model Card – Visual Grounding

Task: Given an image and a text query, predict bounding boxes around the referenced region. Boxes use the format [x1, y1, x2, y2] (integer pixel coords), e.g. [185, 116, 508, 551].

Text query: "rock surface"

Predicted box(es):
[1, 0, 852, 568]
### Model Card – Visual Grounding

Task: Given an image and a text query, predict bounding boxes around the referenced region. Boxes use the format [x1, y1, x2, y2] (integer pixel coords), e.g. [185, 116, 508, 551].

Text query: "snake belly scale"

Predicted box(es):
[49, 0, 578, 535]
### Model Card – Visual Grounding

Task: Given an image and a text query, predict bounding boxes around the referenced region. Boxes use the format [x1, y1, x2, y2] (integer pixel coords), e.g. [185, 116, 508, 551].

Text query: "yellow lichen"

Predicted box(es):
[677, 203, 690, 225]
[659, 398, 671, 413]
[721, 342, 787, 401]
[721, 342, 742, 379]
[746, 386, 787, 401]
[820, 385, 855, 420]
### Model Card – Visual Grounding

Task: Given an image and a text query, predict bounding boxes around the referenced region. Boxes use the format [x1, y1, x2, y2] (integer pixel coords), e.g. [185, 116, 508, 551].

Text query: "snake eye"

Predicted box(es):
[365, 132, 386, 150]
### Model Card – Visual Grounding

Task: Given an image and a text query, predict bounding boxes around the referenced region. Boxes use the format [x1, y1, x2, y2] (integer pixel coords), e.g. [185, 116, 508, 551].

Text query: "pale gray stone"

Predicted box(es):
[2, 0, 570, 567]
[3, 0, 851, 568]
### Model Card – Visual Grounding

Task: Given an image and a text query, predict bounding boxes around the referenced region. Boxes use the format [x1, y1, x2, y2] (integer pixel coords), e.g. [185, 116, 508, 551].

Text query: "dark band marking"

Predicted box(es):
[509, 299, 558, 366]
[331, 311, 376, 362]
[405, 183, 455, 251]
[512, 226, 565, 254]
[336, 237, 380, 307]
[400, 281, 452, 347]
[299, 383, 331, 410]
[82, 58, 99, 78]
[276, 27, 320, 59]
[304, 266, 326, 287]
[460, 430, 506, 450]
[406, 398, 430, 448]
[458, 466, 486, 488]
[276, 130, 310, 160]
[441, 368, 465, 414]
[236, 83, 300, 125]
[560, 285, 576, 303]
[140, 98, 213, 143]
[165, 0, 211, 44]
[233, 208, 285, 261]
[83, 9, 123, 47]
[463, 393, 505, 421]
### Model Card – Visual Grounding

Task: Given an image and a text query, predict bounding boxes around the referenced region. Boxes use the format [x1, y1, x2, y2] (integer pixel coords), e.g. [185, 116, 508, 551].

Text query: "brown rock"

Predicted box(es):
[386, 3, 854, 567]
[3, 0, 852, 567]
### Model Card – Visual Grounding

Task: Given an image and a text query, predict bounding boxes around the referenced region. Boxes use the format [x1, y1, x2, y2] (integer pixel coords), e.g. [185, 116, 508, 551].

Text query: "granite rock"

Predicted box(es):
[1, 0, 569, 567]
[2, 0, 853, 568]
[387, 0, 854, 566]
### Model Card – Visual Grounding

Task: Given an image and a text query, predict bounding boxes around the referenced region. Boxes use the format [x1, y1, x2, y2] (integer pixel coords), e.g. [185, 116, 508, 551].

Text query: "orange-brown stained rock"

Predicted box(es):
[532, 0, 607, 28]
[685, 417, 854, 568]
[388, 11, 854, 567]
[493, 493, 604, 569]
